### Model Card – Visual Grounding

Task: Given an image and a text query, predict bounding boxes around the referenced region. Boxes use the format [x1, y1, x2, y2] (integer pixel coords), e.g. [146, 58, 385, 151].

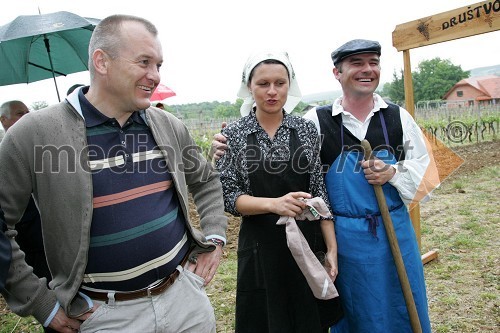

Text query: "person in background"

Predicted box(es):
[0, 14, 227, 333]
[66, 84, 85, 96]
[154, 102, 165, 110]
[0, 100, 53, 298]
[0, 100, 30, 137]
[215, 51, 343, 333]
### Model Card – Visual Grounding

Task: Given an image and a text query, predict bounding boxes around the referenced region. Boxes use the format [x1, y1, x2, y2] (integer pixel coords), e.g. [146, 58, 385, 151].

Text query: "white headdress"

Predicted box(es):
[237, 51, 302, 117]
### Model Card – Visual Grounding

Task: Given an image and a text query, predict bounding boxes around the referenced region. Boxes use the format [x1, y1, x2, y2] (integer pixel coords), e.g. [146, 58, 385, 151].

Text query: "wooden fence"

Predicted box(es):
[414, 105, 500, 122]
[415, 106, 499, 144]
[183, 117, 239, 135]
[180, 107, 499, 145]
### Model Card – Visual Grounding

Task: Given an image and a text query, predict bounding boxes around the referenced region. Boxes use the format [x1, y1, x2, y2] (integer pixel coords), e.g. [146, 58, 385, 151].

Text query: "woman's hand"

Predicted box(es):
[325, 250, 338, 281]
[269, 191, 311, 217]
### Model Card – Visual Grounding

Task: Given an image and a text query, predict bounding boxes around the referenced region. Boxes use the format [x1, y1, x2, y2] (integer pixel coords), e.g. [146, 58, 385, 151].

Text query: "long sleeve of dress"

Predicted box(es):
[215, 122, 250, 216]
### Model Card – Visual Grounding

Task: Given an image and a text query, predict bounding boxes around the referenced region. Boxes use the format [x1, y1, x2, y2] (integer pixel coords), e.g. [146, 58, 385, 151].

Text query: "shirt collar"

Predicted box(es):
[78, 92, 146, 128]
[331, 93, 388, 117]
[247, 108, 295, 133]
[80, 93, 107, 127]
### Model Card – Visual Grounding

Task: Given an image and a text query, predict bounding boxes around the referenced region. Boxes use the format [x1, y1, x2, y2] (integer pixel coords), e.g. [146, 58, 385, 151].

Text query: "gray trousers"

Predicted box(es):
[79, 264, 216, 333]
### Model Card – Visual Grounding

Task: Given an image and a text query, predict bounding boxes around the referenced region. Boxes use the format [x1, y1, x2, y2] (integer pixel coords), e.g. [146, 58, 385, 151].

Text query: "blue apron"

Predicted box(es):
[329, 112, 431, 333]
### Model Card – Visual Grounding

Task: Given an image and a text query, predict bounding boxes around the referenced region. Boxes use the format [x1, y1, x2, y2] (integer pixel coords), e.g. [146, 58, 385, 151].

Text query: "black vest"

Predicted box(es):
[316, 103, 405, 169]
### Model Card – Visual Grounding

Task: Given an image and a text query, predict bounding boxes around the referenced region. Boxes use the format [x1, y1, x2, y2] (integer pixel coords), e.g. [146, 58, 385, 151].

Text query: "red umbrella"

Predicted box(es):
[151, 83, 176, 101]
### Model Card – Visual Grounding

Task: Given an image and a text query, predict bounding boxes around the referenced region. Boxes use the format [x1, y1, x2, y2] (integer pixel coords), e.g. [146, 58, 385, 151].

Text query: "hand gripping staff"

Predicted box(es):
[361, 139, 422, 333]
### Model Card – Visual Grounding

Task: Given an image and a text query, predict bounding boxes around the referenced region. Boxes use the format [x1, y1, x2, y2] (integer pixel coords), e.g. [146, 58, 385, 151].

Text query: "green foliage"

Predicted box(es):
[413, 58, 469, 101]
[214, 99, 241, 118]
[452, 180, 464, 190]
[382, 57, 470, 105]
[380, 69, 405, 105]
[191, 130, 216, 161]
[171, 100, 239, 120]
[0, 313, 44, 332]
[31, 101, 48, 110]
[293, 101, 309, 115]
[481, 113, 499, 124]
[173, 98, 308, 120]
[163, 105, 176, 114]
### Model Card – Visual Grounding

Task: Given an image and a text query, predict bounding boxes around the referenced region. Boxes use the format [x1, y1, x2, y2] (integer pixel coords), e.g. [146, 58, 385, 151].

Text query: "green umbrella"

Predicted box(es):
[0, 11, 100, 102]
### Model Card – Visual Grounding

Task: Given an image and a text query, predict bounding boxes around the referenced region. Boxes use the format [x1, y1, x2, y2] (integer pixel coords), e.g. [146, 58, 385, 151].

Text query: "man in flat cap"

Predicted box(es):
[303, 39, 435, 332]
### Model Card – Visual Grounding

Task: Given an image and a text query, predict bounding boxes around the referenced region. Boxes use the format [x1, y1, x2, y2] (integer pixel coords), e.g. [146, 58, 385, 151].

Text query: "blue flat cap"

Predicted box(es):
[331, 39, 381, 66]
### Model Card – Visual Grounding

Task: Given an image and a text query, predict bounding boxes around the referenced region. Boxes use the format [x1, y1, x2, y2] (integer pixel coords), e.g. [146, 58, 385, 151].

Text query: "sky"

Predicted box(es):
[0, 0, 499, 107]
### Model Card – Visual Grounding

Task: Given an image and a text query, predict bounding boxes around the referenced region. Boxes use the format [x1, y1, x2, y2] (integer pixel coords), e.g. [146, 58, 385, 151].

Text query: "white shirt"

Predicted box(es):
[303, 94, 437, 204]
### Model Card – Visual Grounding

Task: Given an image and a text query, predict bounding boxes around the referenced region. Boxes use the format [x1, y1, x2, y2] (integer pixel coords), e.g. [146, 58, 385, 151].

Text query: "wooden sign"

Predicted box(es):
[393, 0, 500, 51]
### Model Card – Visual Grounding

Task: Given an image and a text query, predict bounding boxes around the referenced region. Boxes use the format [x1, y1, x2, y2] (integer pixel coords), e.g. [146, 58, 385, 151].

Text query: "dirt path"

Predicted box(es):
[442, 140, 498, 179]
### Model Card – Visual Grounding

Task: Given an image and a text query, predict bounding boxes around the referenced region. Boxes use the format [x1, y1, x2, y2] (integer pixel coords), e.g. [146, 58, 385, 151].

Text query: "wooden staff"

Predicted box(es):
[361, 139, 422, 333]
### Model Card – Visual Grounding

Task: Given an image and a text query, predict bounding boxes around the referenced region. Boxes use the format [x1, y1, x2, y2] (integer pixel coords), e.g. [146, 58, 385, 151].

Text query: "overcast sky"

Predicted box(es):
[1, 0, 499, 107]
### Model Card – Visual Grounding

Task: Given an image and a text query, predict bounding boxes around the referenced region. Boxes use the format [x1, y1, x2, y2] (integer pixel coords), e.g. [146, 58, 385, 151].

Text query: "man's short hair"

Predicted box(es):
[0, 100, 24, 118]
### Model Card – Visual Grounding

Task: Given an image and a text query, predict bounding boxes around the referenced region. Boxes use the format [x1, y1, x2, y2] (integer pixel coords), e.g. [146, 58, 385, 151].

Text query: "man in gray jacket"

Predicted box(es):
[0, 14, 227, 333]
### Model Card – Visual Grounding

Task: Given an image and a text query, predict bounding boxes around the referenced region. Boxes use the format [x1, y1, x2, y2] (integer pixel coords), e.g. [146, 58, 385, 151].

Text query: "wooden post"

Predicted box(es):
[392, 1, 499, 263]
[402, 50, 422, 250]
[421, 250, 439, 265]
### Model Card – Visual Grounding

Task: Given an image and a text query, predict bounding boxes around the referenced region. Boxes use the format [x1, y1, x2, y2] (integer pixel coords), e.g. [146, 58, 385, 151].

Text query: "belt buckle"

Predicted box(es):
[145, 277, 165, 297]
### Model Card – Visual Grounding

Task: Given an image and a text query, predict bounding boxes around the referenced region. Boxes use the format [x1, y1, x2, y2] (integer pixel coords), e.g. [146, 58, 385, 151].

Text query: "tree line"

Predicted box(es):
[163, 57, 471, 118]
[379, 58, 470, 106]
[31, 58, 474, 116]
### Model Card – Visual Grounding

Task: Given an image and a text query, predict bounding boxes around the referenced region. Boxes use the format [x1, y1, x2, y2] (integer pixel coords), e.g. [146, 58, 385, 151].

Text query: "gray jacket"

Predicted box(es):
[0, 96, 227, 324]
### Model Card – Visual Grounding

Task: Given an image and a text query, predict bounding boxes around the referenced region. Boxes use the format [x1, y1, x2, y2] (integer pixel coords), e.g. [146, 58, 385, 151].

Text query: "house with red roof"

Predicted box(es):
[443, 75, 500, 108]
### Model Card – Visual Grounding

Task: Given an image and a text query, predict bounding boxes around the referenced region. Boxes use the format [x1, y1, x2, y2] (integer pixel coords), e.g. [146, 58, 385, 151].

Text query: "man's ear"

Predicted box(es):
[0, 116, 7, 130]
[333, 67, 341, 80]
[92, 49, 109, 74]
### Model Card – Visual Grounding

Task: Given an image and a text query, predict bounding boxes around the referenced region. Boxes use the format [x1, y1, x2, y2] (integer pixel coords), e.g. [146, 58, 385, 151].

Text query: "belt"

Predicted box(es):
[81, 252, 191, 302]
